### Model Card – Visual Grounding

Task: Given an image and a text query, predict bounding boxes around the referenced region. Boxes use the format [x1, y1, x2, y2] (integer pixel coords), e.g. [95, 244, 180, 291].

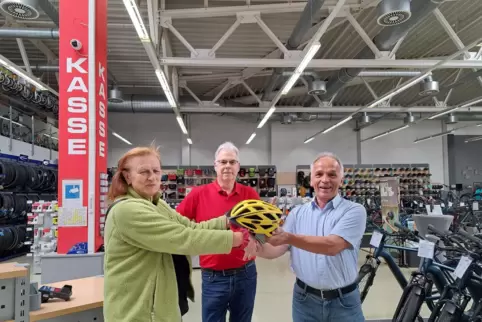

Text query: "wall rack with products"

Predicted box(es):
[0, 152, 57, 262]
[296, 163, 432, 199]
[159, 165, 278, 201]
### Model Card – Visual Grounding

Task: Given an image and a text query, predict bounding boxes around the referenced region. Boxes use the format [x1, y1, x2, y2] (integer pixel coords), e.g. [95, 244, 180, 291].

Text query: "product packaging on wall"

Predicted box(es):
[158, 165, 278, 201]
[0, 153, 58, 262]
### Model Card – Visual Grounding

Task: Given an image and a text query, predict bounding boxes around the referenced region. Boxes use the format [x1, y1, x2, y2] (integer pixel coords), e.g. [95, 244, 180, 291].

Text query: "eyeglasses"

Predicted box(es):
[216, 160, 238, 165]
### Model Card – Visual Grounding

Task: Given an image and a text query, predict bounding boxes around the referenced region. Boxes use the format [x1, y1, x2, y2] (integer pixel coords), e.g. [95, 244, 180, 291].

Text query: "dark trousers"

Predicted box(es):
[201, 262, 257, 322]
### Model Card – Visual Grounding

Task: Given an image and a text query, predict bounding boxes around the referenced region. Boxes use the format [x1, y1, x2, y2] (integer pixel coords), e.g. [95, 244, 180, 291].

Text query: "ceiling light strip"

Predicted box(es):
[322, 115, 353, 134]
[176, 116, 188, 134]
[281, 42, 321, 95]
[465, 135, 482, 143]
[112, 132, 132, 145]
[256, 0, 347, 133]
[365, 36, 482, 109]
[0, 54, 58, 96]
[328, 35, 482, 144]
[257, 106, 276, 129]
[123, 0, 150, 42]
[246, 132, 256, 145]
[414, 130, 454, 144]
[371, 125, 409, 140]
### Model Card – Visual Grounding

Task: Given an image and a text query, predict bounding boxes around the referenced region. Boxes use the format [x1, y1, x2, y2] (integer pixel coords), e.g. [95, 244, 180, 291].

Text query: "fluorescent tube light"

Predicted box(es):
[257, 106, 276, 129]
[155, 69, 177, 108]
[465, 136, 482, 143]
[0, 116, 23, 127]
[112, 132, 132, 145]
[187, 138, 193, 145]
[0, 54, 58, 95]
[123, 0, 150, 42]
[281, 42, 321, 95]
[43, 134, 58, 141]
[460, 97, 482, 108]
[428, 107, 459, 120]
[246, 132, 256, 144]
[304, 137, 315, 144]
[322, 115, 353, 134]
[414, 130, 453, 144]
[371, 125, 409, 140]
[176, 116, 188, 134]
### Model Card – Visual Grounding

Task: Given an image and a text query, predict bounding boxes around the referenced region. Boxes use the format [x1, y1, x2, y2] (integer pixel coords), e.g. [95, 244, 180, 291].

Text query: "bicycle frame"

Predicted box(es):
[371, 232, 455, 300]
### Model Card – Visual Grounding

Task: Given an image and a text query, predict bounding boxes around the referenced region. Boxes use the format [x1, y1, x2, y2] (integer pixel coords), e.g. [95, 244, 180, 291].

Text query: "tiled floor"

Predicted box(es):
[4, 250, 431, 321]
[181, 250, 431, 322]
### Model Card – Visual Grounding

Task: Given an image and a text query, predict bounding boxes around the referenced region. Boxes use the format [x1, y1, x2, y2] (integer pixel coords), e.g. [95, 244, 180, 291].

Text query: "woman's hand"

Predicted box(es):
[233, 232, 244, 247]
[243, 237, 261, 260]
[232, 229, 251, 249]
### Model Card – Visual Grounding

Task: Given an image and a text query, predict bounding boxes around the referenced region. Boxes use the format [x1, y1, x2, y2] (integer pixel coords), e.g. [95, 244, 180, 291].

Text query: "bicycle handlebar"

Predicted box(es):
[394, 221, 409, 233]
[457, 229, 482, 248]
[427, 224, 446, 237]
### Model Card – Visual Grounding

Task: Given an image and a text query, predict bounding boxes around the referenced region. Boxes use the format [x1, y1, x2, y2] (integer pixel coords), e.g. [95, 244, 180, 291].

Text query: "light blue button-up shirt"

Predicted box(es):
[283, 195, 366, 290]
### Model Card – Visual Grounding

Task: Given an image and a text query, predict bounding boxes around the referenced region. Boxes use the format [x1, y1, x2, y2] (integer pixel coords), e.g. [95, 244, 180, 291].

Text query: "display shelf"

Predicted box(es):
[26, 200, 58, 275]
[159, 165, 278, 201]
[295, 163, 433, 199]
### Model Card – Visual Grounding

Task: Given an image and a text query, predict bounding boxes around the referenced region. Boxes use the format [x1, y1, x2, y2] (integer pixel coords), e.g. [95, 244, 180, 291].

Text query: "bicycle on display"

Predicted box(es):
[357, 222, 458, 322]
[411, 225, 482, 322]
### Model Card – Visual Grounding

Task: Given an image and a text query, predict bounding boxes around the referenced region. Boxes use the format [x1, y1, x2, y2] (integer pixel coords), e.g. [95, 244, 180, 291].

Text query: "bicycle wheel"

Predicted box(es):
[356, 263, 376, 303]
[435, 305, 459, 322]
[393, 285, 425, 322]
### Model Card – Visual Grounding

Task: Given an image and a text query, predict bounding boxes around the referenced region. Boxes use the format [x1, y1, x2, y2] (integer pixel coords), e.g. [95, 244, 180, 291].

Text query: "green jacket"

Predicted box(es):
[103, 187, 234, 322]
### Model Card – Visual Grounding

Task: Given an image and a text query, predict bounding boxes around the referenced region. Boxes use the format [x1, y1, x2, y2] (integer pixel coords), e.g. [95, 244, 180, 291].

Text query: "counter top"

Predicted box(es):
[7, 275, 104, 322]
[0, 262, 28, 279]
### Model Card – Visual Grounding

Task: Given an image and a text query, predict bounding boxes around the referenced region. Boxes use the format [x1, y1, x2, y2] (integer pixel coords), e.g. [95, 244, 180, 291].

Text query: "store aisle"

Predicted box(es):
[183, 251, 431, 321]
[4, 250, 431, 321]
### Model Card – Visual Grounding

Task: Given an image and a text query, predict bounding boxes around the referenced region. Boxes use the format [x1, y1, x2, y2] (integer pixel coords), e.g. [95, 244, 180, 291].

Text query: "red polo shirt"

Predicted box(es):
[176, 180, 260, 270]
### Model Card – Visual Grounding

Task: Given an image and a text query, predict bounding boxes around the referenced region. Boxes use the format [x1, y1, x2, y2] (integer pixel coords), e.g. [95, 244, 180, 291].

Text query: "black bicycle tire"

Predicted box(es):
[436, 307, 457, 322]
[394, 286, 425, 322]
[357, 263, 376, 303]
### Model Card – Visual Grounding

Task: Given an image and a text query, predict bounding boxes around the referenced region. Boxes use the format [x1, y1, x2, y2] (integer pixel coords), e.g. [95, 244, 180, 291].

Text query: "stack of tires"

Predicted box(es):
[0, 158, 57, 261]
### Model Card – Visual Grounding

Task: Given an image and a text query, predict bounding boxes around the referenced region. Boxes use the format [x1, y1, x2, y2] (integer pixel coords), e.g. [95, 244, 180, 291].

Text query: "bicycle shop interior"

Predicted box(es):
[1, 0, 482, 321]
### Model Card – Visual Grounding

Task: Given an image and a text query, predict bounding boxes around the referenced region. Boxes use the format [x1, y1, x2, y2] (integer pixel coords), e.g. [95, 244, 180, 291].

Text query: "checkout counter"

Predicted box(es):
[1, 262, 104, 322]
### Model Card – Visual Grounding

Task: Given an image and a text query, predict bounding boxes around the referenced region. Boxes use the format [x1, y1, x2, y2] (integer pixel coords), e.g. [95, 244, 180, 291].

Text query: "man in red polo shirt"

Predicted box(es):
[177, 141, 260, 322]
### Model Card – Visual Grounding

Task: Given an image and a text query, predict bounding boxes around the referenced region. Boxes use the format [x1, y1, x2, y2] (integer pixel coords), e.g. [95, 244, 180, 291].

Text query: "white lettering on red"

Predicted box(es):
[66, 57, 88, 155]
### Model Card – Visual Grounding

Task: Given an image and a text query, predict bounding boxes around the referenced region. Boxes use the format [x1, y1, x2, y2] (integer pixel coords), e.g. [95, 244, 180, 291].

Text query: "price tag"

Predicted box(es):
[473, 202, 479, 211]
[460, 202, 465, 207]
[370, 231, 383, 248]
[414, 201, 418, 205]
[449, 202, 453, 207]
[417, 240, 435, 259]
[454, 256, 473, 278]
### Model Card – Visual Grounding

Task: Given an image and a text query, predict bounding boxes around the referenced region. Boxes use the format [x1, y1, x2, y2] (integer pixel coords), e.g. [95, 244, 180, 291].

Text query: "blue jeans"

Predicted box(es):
[201, 262, 257, 322]
[292, 283, 365, 322]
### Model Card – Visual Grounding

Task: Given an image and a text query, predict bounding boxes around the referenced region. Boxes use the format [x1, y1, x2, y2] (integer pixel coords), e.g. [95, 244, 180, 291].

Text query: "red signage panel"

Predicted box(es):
[57, 0, 108, 254]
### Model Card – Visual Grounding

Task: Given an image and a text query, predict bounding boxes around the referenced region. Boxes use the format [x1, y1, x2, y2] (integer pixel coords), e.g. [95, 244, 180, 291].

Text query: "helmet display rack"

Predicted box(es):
[159, 165, 278, 202]
[296, 163, 433, 200]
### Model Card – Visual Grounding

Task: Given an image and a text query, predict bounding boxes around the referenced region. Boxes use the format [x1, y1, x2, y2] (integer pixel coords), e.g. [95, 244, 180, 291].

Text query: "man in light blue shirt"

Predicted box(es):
[247, 152, 366, 322]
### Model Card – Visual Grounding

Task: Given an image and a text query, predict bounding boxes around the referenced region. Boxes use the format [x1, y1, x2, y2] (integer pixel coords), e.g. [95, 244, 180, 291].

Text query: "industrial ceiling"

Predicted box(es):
[1, 0, 482, 142]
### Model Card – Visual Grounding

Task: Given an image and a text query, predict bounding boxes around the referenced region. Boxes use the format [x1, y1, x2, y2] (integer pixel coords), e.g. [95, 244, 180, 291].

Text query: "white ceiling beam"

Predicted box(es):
[0, 13, 57, 63]
[345, 11, 381, 58]
[202, 11, 350, 97]
[433, 8, 482, 88]
[178, 106, 482, 114]
[159, 57, 482, 69]
[16, 38, 31, 75]
[147, 0, 159, 49]
[160, 1, 372, 19]
[254, 15, 290, 56]
[231, 76, 390, 104]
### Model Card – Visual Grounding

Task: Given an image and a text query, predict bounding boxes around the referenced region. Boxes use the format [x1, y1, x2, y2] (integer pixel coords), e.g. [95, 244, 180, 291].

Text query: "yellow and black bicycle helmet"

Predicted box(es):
[227, 199, 283, 237]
